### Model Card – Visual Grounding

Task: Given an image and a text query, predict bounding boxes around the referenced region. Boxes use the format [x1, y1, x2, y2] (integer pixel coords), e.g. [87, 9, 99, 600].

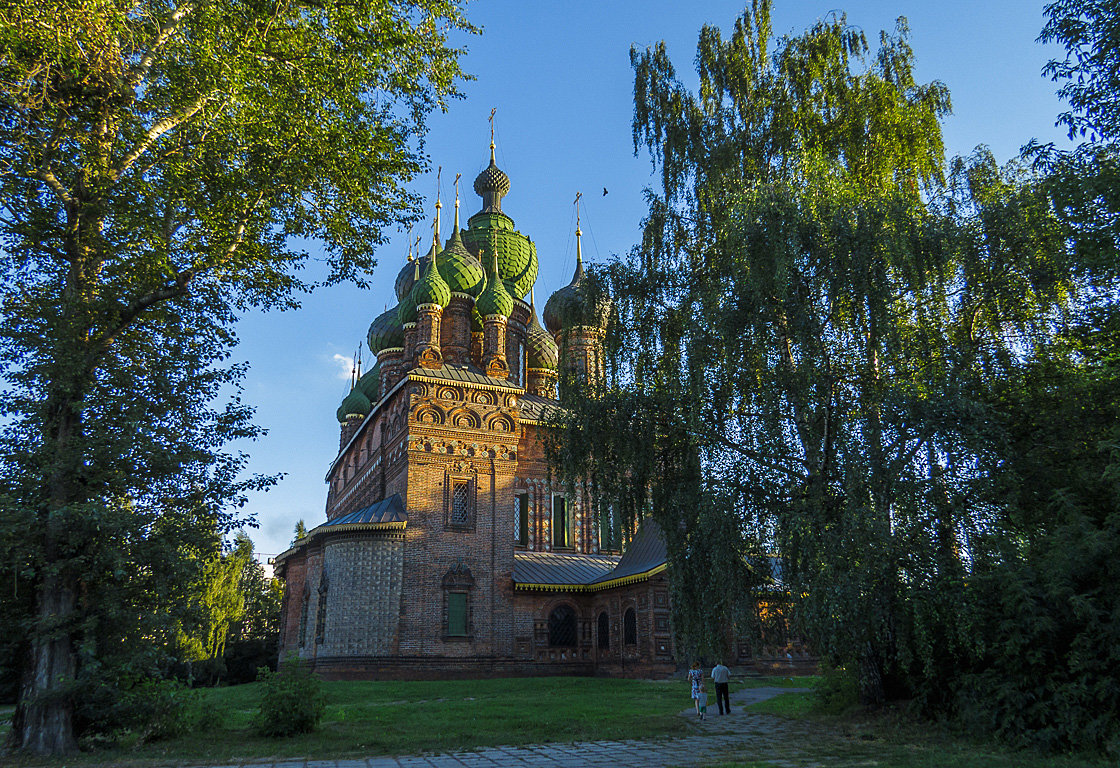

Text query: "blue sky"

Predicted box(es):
[234, 0, 1076, 560]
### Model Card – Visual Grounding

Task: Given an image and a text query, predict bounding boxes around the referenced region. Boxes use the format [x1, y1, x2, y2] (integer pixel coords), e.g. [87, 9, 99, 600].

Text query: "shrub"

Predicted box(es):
[76, 677, 201, 746]
[254, 655, 325, 736]
[814, 663, 858, 715]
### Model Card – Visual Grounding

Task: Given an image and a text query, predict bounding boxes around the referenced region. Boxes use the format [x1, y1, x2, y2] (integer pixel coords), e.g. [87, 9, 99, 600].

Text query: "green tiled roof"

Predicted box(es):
[463, 213, 538, 299]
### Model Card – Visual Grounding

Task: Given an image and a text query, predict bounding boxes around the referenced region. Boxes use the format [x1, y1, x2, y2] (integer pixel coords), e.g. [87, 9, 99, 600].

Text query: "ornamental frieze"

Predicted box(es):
[406, 437, 516, 461]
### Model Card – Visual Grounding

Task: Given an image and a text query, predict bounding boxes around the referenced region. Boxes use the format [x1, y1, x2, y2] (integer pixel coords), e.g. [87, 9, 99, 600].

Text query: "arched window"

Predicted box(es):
[597, 611, 610, 649]
[624, 607, 637, 646]
[548, 605, 577, 647]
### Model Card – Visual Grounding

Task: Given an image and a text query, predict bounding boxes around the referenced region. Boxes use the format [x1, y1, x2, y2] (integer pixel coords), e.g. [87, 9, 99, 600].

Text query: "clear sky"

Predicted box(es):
[232, 0, 1076, 561]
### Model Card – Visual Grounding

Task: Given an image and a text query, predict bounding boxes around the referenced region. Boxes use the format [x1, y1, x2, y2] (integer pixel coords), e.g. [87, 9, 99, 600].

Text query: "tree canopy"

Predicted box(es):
[548, 1, 1120, 752]
[0, 0, 472, 754]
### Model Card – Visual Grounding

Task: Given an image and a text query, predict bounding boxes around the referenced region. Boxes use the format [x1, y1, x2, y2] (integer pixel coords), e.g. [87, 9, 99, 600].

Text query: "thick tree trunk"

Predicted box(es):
[15, 574, 78, 755]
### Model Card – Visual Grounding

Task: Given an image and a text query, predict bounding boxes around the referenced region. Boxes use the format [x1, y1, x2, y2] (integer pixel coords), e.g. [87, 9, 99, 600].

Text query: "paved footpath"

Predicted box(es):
[193, 686, 825, 768]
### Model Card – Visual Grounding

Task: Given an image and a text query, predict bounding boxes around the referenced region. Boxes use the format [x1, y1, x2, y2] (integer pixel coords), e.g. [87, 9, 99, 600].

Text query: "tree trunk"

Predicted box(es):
[15, 574, 78, 755]
[858, 641, 885, 708]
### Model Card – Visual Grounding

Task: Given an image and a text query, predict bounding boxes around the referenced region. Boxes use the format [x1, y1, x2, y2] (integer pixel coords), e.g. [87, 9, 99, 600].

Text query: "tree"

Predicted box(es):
[0, 0, 473, 754]
[292, 519, 309, 545]
[550, 1, 1072, 706]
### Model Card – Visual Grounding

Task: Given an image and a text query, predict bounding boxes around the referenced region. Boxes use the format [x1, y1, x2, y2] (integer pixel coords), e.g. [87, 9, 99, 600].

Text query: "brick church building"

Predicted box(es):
[273, 139, 677, 679]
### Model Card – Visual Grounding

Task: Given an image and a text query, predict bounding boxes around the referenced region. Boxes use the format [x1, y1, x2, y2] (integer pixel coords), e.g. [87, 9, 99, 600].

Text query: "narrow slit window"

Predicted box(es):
[515, 493, 529, 545]
[552, 495, 569, 548]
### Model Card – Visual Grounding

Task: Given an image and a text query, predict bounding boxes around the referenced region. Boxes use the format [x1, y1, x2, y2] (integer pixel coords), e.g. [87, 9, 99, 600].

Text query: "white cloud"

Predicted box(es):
[332, 353, 354, 381]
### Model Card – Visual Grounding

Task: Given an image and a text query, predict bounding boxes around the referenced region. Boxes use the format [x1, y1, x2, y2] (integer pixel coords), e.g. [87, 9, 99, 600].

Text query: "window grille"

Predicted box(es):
[451, 481, 470, 526]
[624, 607, 637, 646]
[548, 605, 577, 647]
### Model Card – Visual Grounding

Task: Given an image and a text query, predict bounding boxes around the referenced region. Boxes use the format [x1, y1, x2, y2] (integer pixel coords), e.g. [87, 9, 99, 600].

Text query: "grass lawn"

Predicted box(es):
[0, 676, 694, 766]
[722, 690, 1108, 768]
[1, 676, 1110, 768]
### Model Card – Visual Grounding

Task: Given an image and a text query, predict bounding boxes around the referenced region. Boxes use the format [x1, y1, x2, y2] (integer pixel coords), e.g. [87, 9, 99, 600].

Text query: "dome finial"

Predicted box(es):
[433, 166, 443, 250]
[489, 107, 496, 164]
[407, 225, 414, 262]
[574, 191, 583, 270]
[453, 173, 462, 232]
[474, 110, 510, 213]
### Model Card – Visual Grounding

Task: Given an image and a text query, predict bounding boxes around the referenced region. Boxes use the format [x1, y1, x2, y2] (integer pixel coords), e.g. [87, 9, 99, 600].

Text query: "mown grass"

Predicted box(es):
[725, 690, 1108, 768]
[1, 676, 694, 766]
[2, 676, 1110, 768]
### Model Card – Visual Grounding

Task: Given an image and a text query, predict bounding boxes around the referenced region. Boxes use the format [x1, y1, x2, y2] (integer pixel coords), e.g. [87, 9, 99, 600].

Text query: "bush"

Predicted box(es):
[254, 655, 325, 736]
[814, 663, 858, 715]
[76, 677, 203, 746]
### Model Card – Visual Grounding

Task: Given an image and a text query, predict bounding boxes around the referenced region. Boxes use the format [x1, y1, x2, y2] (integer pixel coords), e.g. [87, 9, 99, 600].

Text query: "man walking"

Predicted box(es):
[711, 660, 731, 715]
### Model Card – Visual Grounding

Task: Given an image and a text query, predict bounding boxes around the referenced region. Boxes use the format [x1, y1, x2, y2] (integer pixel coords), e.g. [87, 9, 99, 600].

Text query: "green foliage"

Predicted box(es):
[813, 665, 858, 715]
[254, 657, 326, 737]
[0, 0, 473, 753]
[551, 4, 1120, 757]
[75, 678, 208, 747]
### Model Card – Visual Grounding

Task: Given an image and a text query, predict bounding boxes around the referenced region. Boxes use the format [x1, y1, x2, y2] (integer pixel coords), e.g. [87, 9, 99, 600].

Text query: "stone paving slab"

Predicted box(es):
[182, 687, 816, 768]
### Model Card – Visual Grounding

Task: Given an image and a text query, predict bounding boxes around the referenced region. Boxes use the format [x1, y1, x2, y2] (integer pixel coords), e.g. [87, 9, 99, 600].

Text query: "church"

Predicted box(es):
[273, 138, 678, 678]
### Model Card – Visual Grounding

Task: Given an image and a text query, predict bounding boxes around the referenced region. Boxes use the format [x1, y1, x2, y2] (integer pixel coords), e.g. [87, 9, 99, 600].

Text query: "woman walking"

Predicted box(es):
[688, 661, 704, 717]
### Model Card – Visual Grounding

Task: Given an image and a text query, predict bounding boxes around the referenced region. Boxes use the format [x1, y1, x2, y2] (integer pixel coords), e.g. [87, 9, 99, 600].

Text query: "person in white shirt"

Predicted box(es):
[711, 661, 731, 714]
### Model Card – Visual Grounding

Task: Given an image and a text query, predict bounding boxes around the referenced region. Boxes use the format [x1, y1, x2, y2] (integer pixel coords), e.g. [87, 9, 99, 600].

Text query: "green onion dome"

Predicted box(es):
[356, 361, 381, 402]
[463, 213, 538, 300]
[474, 149, 511, 212]
[395, 240, 437, 301]
[543, 256, 611, 335]
[413, 249, 451, 309]
[526, 307, 558, 371]
[476, 249, 514, 318]
[397, 258, 422, 324]
[436, 228, 485, 298]
[394, 257, 418, 300]
[471, 306, 484, 333]
[367, 306, 404, 355]
[336, 386, 371, 423]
